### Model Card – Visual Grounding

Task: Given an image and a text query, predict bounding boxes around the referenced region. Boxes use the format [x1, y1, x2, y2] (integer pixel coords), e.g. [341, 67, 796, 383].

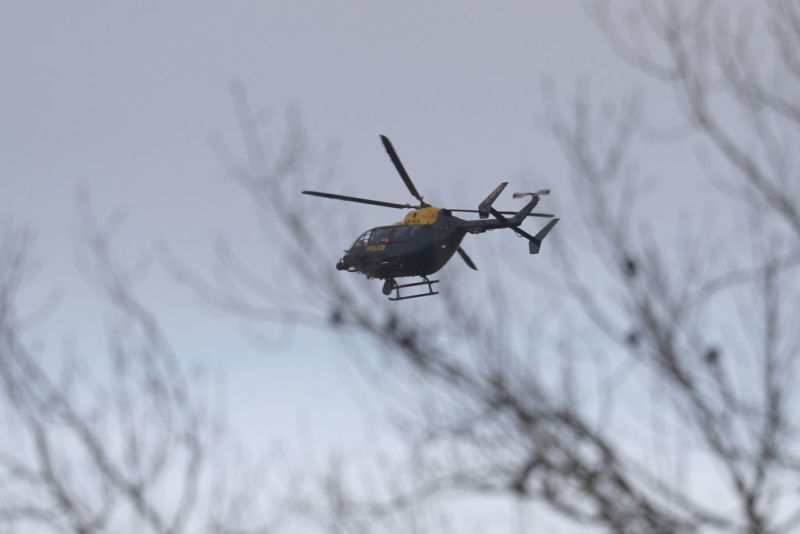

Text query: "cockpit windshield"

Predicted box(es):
[368, 227, 394, 245]
[352, 230, 372, 248]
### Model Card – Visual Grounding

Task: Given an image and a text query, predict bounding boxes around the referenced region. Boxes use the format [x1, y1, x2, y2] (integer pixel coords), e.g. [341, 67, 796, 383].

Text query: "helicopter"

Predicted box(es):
[302, 135, 559, 300]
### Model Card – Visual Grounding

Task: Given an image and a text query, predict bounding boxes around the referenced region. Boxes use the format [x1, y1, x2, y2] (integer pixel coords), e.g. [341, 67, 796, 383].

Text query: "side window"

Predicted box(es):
[368, 227, 394, 245]
[392, 226, 412, 242]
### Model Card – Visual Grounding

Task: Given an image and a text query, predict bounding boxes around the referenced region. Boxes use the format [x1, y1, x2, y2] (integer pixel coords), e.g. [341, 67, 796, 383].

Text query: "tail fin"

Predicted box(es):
[478, 182, 508, 219]
[528, 219, 559, 254]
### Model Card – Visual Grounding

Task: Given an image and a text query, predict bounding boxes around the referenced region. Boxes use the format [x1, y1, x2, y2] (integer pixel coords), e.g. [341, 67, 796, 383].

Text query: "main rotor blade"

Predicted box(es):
[448, 209, 555, 218]
[380, 135, 425, 205]
[302, 190, 413, 209]
[456, 246, 478, 271]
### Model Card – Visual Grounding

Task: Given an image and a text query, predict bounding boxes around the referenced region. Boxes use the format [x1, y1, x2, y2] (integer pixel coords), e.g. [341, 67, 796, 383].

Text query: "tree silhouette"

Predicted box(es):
[0, 211, 284, 533]
[191, 2, 800, 532]
[2, 2, 800, 533]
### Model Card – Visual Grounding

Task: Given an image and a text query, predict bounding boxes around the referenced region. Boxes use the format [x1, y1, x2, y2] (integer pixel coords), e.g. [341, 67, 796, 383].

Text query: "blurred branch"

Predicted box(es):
[0, 211, 284, 532]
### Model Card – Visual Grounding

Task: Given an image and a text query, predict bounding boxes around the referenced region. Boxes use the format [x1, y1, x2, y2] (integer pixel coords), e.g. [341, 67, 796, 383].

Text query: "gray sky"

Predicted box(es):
[1, 0, 673, 478]
[6, 3, 793, 531]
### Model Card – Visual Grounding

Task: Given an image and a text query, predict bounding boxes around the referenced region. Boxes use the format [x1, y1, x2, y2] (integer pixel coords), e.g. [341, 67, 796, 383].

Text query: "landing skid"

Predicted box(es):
[383, 277, 439, 301]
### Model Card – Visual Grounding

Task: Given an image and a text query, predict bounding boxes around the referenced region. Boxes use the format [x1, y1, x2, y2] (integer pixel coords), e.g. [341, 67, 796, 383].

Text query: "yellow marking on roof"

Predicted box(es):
[394, 207, 441, 226]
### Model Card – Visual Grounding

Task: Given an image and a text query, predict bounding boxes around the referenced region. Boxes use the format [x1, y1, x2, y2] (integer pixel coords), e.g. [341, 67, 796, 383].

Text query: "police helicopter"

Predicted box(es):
[302, 135, 559, 300]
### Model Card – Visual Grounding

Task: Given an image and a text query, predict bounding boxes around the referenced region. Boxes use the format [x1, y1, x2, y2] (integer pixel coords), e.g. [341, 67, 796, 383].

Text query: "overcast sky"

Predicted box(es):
[1, 0, 681, 470]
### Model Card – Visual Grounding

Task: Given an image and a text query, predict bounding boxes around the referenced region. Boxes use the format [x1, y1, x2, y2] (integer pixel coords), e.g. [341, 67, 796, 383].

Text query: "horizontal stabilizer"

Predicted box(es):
[529, 219, 559, 254]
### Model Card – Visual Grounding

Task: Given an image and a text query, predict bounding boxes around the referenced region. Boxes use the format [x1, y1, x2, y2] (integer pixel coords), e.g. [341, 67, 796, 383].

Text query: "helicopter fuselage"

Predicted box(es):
[336, 209, 468, 279]
[337, 225, 467, 279]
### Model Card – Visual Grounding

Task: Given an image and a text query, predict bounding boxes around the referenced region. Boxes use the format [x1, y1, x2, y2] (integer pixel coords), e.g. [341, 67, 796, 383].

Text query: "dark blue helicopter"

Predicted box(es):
[303, 136, 558, 300]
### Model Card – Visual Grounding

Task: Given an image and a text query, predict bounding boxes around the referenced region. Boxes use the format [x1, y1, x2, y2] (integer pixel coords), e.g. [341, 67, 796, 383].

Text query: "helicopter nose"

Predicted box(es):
[336, 257, 348, 270]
